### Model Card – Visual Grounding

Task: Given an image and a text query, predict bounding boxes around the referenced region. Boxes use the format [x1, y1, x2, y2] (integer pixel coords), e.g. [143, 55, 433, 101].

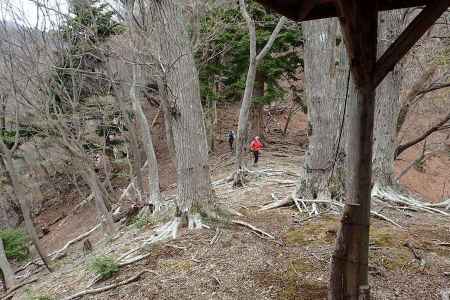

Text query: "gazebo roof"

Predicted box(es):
[255, 0, 442, 21]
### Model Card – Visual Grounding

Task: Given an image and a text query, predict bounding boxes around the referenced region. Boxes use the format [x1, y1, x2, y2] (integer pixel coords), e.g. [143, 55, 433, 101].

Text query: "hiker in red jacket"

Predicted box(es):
[250, 136, 263, 165]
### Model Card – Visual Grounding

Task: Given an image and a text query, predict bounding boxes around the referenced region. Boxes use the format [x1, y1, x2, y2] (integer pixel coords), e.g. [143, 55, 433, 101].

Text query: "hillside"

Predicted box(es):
[0, 106, 449, 300]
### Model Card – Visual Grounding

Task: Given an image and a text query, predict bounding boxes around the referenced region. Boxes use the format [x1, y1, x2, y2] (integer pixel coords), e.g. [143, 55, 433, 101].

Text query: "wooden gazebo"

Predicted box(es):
[254, 1, 450, 299]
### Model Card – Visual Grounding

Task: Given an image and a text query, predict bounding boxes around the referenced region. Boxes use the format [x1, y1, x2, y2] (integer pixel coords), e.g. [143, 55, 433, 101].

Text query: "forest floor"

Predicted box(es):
[4, 144, 450, 300]
[2, 106, 450, 300]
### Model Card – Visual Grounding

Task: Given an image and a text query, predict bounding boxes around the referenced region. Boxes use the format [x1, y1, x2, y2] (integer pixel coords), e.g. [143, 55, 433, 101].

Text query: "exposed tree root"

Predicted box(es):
[63, 270, 147, 300]
[231, 220, 274, 239]
[427, 198, 450, 210]
[143, 217, 182, 245]
[372, 183, 450, 216]
[259, 194, 404, 227]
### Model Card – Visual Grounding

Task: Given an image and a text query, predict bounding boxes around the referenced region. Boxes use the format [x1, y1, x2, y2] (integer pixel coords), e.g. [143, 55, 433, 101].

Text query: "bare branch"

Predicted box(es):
[395, 112, 450, 158]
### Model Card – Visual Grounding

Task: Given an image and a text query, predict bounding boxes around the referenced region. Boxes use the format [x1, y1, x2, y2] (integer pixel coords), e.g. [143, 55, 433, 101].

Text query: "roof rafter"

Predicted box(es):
[255, 0, 441, 21]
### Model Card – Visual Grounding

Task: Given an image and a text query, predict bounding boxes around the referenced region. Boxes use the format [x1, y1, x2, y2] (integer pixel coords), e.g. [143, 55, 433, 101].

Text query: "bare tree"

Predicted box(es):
[145, 0, 217, 235]
[124, 1, 162, 212]
[233, 0, 286, 186]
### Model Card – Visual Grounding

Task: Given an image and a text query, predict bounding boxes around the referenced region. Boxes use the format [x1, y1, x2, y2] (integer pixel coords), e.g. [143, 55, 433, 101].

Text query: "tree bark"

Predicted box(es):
[297, 19, 347, 201]
[251, 70, 265, 139]
[0, 238, 16, 290]
[0, 159, 21, 229]
[396, 65, 437, 133]
[0, 94, 6, 136]
[206, 95, 217, 153]
[157, 79, 177, 162]
[106, 61, 145, 195]
[129, 64, 162, 211]
[149, 0, 214, 224]
[234, 0, 286, 186]
[372, 10, 405, 187]
[22, 147, 45, 215]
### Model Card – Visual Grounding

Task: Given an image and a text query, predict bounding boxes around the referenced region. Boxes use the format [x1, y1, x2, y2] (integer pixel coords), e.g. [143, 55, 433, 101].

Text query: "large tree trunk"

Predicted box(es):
[150, 0, 214, 226]
[0, 238, 16, 291]
[297, 19, 347, 201]
[372, 11, 405, 187]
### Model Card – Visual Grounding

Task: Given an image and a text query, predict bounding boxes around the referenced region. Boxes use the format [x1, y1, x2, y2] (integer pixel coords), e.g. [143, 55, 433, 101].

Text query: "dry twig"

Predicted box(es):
[64, 270, 147, 300]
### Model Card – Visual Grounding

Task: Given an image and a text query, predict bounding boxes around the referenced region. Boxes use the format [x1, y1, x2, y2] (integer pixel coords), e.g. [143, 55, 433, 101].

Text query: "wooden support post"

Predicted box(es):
[329, 1, 378, 300]
[373, 0, 449, 87]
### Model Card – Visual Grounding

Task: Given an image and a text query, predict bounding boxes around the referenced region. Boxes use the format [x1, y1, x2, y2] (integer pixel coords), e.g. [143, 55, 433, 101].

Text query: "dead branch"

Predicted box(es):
[258, 196, 293, 210]
[63, 270, 147, 300]
[49, 224, 101, 260]
[151, 107, 161, 128]
[417, 82, 450, 96]
[395, 141, 428, 182]
[395, 112, 450, 158]
[1, 278, 38, 300]
[231, 220, 274, 239]
[397, 65, 437, 133]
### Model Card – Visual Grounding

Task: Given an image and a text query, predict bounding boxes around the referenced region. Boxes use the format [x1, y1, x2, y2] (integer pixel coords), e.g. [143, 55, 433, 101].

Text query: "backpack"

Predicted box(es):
[228, 131, 235, 140]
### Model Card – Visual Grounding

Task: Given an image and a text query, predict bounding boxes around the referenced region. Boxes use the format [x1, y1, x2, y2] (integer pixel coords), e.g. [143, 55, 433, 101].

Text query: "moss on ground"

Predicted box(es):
[285, 216, 338, 246]
[158, 259, 193, 272]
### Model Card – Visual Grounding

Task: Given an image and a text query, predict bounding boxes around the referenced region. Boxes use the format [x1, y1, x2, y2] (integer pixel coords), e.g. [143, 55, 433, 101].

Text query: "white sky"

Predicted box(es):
[1, 0, 69, 28]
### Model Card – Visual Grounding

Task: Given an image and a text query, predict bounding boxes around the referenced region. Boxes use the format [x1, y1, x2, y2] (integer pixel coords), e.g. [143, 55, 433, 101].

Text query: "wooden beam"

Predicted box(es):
[255, 0, 443, 22]
[373, 0, 449, 88]
[329, 1, 378, 299]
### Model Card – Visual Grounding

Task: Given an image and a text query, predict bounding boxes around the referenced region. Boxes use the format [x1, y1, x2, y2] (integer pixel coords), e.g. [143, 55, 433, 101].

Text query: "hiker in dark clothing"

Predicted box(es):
[228, 130, 235, 151]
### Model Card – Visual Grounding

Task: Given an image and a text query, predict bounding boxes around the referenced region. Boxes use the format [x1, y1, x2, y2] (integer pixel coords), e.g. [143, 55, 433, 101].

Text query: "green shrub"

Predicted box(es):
[414, 158, 426, 172]
[0, 229, 29, 261]
[89, 255, 119, 279]
[130, 215, 154, 229]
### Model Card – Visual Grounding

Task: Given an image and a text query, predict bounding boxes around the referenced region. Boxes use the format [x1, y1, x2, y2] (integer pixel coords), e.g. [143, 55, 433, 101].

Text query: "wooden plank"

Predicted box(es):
[255, 0, 441, 21]
[373, 0, 449, 88]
